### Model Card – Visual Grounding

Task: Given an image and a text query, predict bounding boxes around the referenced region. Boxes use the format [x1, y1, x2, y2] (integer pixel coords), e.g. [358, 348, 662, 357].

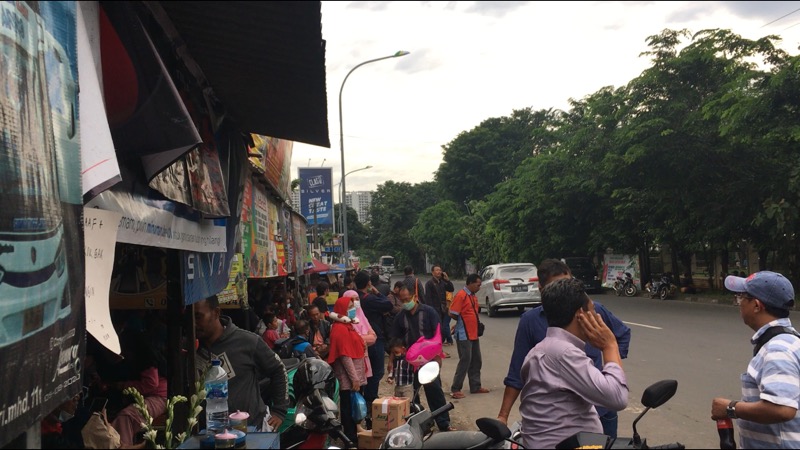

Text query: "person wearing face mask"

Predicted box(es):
[42, 395, 84, 449]
[341, 290, 378, 390]
[354, 270, 392, 429]
[328, 296, 369, 447]
[390, 285, 455, 432]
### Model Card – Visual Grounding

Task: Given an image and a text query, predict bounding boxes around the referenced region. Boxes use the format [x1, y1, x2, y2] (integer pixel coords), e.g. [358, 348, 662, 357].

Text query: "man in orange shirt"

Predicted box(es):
[449, 273, 489, 399]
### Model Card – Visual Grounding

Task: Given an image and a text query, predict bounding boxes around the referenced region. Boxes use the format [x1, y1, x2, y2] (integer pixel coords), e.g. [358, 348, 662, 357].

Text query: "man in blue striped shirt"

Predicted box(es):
[712, 271, 800, 449]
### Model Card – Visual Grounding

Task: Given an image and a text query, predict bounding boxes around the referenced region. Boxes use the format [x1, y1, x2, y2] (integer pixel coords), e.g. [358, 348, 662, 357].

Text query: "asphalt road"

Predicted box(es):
[401, 275, 793, 449]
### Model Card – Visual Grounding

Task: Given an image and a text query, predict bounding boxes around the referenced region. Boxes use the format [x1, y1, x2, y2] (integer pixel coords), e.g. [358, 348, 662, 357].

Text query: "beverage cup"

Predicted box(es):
[214, 431, 236, 449]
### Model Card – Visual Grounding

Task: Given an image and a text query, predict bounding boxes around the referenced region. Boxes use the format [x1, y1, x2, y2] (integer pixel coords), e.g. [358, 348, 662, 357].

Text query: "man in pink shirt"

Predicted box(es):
[519, 277, 628, 448]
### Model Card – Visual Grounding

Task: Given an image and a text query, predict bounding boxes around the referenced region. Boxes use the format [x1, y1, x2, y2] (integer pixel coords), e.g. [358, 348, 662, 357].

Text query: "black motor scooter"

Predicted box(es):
[380, 362, 523, 449]
[556, 380, 685, 449]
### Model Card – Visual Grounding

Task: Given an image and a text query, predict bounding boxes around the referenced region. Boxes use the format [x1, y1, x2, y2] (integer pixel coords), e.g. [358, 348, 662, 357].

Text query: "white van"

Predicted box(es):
[379, 255, 395, 276]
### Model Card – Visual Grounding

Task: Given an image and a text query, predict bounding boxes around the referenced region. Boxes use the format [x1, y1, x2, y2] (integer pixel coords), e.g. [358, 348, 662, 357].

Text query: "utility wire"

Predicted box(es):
[781, 21, 800, 31]
[761, 7, 800, 28]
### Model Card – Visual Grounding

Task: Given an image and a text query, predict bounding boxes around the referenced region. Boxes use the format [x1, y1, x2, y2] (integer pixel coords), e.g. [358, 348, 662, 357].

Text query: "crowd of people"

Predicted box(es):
[43, 261, 799, 449]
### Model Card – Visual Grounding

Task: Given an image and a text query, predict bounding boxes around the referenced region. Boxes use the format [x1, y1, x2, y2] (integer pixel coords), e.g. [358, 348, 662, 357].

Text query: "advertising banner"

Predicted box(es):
[602, 254, 641, 288]
[0, 2, 86, 443]
[249, 135, 294, 202]
[181, 131, 247, 305]
[86, 184, 227, 253]
[217, 254, 247, 307]
[298, 167, 334, 228]
[292, 213, 309, 275]
[242, 179, 279, 278]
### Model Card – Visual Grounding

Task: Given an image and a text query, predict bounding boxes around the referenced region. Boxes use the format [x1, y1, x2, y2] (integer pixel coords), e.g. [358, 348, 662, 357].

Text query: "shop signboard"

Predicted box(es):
[0, 2, 86, 443]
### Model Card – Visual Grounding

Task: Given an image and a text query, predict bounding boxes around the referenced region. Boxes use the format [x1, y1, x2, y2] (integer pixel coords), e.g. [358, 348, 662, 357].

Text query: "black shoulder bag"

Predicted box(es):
[469, 293, 485, 337]
[754, 326, 800, 356]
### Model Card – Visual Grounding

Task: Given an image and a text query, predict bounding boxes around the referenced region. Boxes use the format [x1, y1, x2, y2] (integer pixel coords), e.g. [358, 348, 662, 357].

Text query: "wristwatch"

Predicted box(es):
[726, 400, 739, 419]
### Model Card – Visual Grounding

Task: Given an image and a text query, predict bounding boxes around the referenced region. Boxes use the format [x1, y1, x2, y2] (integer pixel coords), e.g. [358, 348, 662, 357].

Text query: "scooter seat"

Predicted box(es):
[423, 431, 494, 449]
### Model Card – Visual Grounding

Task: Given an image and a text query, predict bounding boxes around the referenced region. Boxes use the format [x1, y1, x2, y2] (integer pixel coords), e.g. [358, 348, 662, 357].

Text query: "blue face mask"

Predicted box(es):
[347, 307, 357, 320]
[403, 300, 416, 311]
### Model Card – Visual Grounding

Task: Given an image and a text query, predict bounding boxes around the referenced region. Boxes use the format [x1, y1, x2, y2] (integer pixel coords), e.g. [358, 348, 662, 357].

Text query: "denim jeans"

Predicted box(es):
[413, 373, 450, 430]
[364, 338, 385, 422]
[599, 409, 618, 438]
[441, 313, 453, 344]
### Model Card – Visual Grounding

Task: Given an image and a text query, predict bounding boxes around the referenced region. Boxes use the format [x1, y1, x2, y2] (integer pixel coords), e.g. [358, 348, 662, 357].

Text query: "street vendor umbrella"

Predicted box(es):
[304, 258, 332, 275]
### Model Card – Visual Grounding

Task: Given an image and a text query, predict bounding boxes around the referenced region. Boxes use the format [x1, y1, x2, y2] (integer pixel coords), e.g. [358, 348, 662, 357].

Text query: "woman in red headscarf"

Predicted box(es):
[328, 296, 367, 446]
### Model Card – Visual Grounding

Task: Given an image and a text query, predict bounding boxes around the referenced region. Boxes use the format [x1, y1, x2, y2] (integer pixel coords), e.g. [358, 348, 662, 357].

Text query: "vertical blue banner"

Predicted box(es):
[298, 167, 334, 227]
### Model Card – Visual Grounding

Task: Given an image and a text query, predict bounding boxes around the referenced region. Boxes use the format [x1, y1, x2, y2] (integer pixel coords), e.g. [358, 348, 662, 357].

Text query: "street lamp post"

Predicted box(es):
[337, 165, 372, 243]
[339, 50, 410, 262]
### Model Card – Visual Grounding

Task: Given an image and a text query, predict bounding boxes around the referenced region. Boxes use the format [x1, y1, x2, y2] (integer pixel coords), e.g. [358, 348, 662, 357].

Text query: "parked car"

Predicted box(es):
[562, 257, 603, 294]
[476, 263, 540, 317]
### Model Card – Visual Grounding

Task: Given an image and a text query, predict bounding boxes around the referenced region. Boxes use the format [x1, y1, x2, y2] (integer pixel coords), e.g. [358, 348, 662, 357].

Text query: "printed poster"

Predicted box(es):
[217, 253, 247, 307]
[84, 208, 122, 354]
[298, 167, 334, 229]
[0, 2, 86, 443]
[602, 254, 641, 288]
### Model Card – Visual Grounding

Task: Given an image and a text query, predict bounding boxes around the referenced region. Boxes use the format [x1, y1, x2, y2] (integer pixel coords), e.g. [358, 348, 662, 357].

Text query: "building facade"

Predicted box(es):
[345, 191, 372, 224]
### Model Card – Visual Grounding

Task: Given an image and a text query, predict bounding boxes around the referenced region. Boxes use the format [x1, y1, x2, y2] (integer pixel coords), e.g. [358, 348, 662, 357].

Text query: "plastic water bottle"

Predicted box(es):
[205, 360, 229, 436]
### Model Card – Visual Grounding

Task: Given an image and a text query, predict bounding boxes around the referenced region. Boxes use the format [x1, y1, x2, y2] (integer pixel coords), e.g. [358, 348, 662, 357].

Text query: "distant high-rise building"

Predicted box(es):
[291, 190, 300, 210]
[345, 191, 372, 224]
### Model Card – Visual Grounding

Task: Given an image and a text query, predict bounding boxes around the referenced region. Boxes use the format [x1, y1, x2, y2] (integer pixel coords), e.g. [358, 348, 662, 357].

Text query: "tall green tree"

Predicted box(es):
[409, 201, 469, 276]
[369, 181, 439, 272]
[436, 108, 559, 204]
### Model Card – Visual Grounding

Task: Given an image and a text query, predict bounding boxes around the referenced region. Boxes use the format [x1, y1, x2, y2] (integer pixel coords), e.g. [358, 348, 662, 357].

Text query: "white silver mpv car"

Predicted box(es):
[477, 263, 540, 317]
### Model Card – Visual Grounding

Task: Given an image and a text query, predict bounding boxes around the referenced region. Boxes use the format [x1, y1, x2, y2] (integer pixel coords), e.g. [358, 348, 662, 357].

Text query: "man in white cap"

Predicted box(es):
[711, 271, 799, 449]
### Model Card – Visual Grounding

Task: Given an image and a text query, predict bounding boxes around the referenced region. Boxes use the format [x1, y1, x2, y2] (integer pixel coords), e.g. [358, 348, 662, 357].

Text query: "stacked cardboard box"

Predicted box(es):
[357, 397, 410, 449]
[356, 429, 383, 449]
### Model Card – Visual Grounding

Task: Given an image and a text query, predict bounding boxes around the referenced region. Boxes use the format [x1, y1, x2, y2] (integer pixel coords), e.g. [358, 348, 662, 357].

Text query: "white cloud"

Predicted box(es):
[291, 0, 800, 193]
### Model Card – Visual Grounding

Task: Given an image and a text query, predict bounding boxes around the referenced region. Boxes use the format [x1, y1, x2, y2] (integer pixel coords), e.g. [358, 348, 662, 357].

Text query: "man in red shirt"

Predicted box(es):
[449, 273, 489, 399]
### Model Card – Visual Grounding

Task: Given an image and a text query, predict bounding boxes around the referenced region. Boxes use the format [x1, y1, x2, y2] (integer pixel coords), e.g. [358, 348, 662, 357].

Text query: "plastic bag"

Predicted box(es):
[406, 323, 444, 369]
[81, 412, 121, 449]
[351, 391, 367, 422]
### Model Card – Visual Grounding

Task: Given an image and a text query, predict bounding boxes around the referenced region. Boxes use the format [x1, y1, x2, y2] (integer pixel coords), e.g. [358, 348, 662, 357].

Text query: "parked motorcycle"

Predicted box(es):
[646, 274, 677, 301]
[280, 358, 350, 449]
[556, 379, 685, 449]
[380, 362, 523, 449]
[613, 273, 638, 297]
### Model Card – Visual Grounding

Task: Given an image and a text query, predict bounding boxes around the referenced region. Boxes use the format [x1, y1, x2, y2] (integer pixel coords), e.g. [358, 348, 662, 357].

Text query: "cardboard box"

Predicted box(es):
[357, 429, 384, 449]
[371, 396, 410, 438]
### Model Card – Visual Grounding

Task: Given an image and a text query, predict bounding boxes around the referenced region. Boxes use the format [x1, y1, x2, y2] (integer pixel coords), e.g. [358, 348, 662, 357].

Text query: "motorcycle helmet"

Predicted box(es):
[293, 357, 336, 400]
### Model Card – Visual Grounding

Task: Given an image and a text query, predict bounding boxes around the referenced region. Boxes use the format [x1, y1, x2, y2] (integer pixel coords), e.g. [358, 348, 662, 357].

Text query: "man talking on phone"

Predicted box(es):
[518, 277, 629, 449]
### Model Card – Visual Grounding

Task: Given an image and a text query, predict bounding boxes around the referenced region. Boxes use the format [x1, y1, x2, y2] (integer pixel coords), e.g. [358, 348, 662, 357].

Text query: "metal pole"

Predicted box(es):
[339, 51, 409, 262]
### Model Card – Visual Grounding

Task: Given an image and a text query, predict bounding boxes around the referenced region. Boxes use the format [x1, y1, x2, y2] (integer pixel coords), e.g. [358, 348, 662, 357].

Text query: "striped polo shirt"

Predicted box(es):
[739, 318, 800, 448]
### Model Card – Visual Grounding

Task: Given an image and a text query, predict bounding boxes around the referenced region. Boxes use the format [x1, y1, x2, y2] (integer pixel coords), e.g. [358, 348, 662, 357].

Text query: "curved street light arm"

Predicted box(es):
[339, 51, 409, 261]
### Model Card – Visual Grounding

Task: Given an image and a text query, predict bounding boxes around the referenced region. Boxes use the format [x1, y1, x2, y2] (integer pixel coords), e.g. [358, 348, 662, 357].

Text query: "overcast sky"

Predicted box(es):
[290, 1, 800, 195]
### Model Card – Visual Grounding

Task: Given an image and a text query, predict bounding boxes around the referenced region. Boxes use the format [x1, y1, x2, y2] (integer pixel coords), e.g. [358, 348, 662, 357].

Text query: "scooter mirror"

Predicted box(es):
[417, 361, 440, 385]
[641, 379, 678, 409]
[476, 417, 511, 440]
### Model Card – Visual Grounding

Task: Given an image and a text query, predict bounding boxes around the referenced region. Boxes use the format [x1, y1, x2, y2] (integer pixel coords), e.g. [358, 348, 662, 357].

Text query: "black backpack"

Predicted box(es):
[274, 336, 307, 360]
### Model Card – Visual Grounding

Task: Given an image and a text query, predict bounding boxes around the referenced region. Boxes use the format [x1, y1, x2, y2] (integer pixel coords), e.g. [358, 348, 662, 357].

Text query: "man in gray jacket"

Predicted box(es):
[195, 295, 289, 430]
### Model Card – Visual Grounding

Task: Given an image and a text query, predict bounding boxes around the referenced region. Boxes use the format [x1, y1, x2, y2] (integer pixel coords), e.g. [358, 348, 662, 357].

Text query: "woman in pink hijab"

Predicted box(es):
[338, 290, 377, 378]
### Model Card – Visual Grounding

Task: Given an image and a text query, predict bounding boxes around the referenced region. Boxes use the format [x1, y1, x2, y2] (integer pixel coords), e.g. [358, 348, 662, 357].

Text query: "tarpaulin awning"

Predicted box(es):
[152, 1, 330, 148]
[304, 258, 333, 275]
